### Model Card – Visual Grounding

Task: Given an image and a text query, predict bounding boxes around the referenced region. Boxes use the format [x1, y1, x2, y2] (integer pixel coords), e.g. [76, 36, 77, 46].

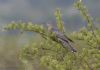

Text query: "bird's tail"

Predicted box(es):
[68, 43, 77, 53]
[59, 38, 77, 53]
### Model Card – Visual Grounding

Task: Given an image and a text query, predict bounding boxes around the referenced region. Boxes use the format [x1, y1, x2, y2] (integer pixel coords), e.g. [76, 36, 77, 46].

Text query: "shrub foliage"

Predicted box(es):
[3, 0, 100, 70]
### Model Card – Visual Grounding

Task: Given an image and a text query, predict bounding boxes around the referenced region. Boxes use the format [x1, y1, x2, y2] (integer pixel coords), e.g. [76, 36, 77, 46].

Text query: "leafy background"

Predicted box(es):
[0, 0, 100, 70]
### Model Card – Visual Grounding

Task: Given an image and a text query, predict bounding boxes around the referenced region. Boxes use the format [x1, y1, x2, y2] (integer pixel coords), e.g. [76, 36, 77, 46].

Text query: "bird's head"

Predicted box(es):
[47, 23, 53, 31]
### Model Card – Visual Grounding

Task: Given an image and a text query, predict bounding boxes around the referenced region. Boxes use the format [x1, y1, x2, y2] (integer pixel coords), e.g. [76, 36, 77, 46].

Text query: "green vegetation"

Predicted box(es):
[3, 0, 100, 70]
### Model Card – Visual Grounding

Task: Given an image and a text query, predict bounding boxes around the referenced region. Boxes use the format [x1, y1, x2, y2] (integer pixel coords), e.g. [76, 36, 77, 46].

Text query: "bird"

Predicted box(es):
[47, 24, 77, 53]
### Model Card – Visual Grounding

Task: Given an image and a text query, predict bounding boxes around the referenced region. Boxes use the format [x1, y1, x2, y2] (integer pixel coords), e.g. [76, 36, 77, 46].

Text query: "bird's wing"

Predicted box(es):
[54, 31, 74, 43]
[52, 28, 74, 42]
[58, 38, 77, 52]
[51, 29, 77, 52]
[64, 35, 74, 43]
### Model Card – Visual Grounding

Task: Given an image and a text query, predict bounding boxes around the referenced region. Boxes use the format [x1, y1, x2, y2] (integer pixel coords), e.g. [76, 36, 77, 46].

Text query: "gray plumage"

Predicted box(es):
[47, 24, 77, 53]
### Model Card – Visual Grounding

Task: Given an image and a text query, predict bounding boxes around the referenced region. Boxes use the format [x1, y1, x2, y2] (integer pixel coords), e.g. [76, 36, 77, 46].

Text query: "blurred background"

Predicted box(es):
[0, 0, 100, 70]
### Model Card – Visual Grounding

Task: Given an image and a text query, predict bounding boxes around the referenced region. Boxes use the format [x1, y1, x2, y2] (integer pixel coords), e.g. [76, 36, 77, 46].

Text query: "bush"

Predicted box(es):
[3, 0, 100, 70]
